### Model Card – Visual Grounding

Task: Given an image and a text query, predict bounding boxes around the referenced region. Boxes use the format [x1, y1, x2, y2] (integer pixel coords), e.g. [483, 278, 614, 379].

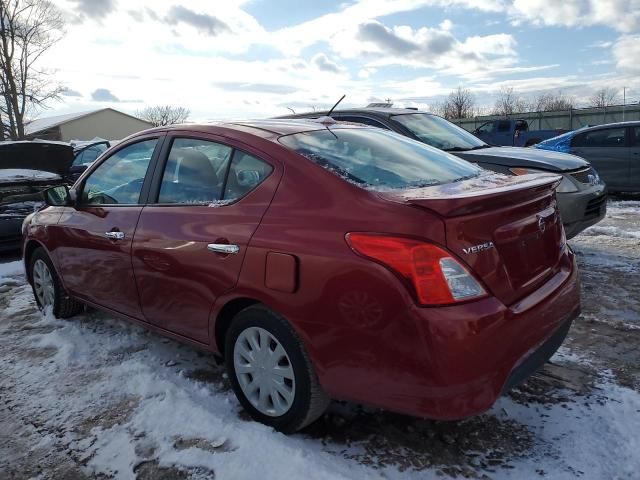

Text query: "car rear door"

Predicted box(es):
[131, 134, 282, 343]
[571, 127, 630, 191]
[54, 135, 164, 319]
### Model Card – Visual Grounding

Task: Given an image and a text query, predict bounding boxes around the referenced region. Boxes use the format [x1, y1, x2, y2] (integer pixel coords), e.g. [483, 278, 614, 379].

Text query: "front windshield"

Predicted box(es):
[391, 113, 488, 151]
[279, 127, 481, 190]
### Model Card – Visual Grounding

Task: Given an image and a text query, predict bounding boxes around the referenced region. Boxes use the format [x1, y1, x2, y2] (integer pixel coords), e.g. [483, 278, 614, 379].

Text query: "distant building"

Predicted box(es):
[25, 108, 153, 141]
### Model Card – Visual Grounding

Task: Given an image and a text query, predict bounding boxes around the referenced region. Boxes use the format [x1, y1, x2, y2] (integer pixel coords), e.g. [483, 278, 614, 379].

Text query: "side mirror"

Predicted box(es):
[43, 185, 74, 206]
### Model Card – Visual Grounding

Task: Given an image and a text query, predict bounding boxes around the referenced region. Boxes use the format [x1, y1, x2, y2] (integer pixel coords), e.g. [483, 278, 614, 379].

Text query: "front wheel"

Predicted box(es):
[225, 305, 330, 433]
[29, 248, 83, 318]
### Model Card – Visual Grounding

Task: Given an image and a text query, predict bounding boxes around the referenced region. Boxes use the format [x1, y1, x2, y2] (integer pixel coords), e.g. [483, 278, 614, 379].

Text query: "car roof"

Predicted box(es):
[132, 119, 369, 142]
[574, 120, 640, 133]
[280, 107, 431, 120]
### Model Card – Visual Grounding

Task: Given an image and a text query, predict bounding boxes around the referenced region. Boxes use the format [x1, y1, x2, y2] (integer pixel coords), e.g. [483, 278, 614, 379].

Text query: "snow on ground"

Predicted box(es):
[0, 259, 22, 280]
[1, 198, 639, 480]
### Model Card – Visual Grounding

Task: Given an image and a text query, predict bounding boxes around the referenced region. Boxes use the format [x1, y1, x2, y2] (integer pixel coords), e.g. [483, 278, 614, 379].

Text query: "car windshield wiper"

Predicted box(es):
[442, 147, 470, 152]
[444, 145, 492, 152]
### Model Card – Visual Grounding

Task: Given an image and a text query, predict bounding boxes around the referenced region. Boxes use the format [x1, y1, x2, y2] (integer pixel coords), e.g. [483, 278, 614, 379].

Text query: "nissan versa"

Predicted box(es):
[22, 120, 581, 433]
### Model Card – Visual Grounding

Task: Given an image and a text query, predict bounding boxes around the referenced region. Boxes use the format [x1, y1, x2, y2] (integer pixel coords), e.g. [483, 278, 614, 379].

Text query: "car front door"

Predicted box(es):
[571, 127, 629, 191]
[131, 134, 281, 343]
[54, 136, 163, 319]
[474, 122, 494, 143]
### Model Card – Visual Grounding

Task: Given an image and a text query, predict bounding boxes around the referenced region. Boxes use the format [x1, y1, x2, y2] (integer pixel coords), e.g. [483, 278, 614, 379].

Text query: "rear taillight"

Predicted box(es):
[346, 233, 486, 306]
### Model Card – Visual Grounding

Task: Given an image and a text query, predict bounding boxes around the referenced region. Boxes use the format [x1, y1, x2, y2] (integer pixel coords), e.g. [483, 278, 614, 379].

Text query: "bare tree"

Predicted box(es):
[0, 0, 65, 140]
[136, 105, 190, 127]
[530, 91, 575, 112]
[589, 88, 618, 108]
[492, 87, 528, 116]
[439, 87, 476, 119]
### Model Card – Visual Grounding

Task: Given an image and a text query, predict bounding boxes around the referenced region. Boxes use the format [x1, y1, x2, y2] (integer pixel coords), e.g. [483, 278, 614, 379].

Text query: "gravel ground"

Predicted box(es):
[1, 199, 638, 480]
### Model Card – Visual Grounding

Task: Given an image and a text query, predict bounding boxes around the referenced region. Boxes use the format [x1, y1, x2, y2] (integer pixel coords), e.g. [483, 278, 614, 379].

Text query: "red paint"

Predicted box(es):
[23, 121, 581, 420]
[265, 252, 298, 293]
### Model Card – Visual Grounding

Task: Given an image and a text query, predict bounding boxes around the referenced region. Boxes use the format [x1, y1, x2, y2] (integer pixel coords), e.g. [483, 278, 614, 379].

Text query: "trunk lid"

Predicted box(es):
[0, 140, 74, 176]
[379, 172, 565, 305]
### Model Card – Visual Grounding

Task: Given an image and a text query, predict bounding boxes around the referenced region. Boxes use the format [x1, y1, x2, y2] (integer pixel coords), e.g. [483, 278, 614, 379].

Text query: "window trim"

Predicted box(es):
[75, 135, 166, 208]
[147, 134, 275, 208]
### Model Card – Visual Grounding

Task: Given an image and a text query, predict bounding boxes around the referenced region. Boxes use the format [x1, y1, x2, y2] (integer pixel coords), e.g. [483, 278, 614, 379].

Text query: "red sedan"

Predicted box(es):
[22, 119, 580, 433]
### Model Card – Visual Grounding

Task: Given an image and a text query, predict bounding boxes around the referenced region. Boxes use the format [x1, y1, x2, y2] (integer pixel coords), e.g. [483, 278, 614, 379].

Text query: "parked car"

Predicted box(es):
[23, 120, 580, 433]
[472, 119, 566, 147]
[69, 139, 112, 181]
[0, 140, 73, 251]
[535, 121, 640, 193]
[283, 108, 606, 239]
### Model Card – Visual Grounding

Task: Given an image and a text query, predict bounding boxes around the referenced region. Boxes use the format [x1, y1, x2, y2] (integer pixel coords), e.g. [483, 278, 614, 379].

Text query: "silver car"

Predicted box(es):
[536, 121, 640, 193]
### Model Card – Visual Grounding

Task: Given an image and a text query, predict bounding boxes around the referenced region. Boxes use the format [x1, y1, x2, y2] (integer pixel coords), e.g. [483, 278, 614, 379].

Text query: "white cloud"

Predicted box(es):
[613, 35, 640, 73]
[509, 0, 640, 33]
[36, 0, 640, 119]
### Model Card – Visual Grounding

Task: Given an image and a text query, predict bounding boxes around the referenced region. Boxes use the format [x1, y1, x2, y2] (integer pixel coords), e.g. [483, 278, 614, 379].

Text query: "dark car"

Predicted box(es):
[282, 108, 607, 239]
[472, 118, 566, 147]
[23, 120, 580, 433]
[535, 121, 640, 193]
[0, 140, 73, 251]
[69, 140, 112, 181]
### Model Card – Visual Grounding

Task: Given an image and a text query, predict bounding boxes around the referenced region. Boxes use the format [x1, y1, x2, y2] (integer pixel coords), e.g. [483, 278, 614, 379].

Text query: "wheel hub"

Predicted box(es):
[233, 326, 296, 417]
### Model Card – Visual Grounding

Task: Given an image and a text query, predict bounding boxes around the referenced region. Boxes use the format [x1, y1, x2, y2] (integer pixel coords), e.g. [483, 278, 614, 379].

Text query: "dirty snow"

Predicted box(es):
[1, 198, 639, 479]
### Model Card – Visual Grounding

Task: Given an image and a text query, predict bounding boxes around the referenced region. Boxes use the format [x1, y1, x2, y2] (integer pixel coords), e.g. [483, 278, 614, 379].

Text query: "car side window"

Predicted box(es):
[223, 151, 273, 202]
[73, 145, 105, 167]
[81, 139, 157, 205]
[497, 121, 511, 133]
[334, 115, 389, 129]
[573, 128, 626, 148]
[477, 122, 494, 134]
[632, 126, 640, 146]
[158, 138, 233, 204]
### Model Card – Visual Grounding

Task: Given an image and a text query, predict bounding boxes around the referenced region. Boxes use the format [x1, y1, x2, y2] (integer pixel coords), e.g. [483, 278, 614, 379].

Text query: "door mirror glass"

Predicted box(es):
[43, 185, 71, 206]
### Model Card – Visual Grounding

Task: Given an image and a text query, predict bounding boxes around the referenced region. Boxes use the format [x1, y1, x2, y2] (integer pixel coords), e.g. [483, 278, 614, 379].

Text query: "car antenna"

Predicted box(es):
[327, 94, 345, 117]
[287, 107, 296, 114]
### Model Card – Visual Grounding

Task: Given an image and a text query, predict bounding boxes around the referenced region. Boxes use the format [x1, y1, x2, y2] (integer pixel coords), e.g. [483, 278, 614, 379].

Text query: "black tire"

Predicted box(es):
[224, 305, 330, 433]
[29, 248, 83, 319]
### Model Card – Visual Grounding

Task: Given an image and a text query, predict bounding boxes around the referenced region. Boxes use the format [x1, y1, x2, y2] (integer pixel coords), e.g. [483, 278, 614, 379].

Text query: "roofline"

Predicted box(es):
[277, 107, 433, 119]
[26, 107, 153, 133]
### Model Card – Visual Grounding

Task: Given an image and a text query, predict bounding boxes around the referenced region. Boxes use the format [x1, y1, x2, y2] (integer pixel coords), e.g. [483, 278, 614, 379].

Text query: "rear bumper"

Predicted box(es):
[321, 250, 581, 420]
[502, 310, 575, 393]
[557, 185, 606, 239]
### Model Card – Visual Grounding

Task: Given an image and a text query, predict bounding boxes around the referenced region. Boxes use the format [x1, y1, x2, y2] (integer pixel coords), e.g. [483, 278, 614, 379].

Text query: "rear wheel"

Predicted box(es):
[29, 248, 83, 319]
[224, 305, 329, 433]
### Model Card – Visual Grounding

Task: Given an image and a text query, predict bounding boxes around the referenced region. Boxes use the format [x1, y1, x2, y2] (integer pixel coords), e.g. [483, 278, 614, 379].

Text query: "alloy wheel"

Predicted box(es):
[33, 259, 55, 308]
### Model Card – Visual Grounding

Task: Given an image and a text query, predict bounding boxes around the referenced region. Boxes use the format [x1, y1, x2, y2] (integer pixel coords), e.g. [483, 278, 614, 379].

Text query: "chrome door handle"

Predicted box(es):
[207, 243, 239, 255]
[105, 231, 125, 240]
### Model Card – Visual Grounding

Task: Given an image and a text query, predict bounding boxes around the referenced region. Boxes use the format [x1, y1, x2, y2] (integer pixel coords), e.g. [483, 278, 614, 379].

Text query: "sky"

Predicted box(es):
[41, 0, 640, 121]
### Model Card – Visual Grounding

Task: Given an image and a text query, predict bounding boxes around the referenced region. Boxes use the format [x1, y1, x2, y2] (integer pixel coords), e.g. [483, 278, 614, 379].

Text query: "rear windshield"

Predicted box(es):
[390, 113, 487, 151]
[279, 127, 480, 190]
